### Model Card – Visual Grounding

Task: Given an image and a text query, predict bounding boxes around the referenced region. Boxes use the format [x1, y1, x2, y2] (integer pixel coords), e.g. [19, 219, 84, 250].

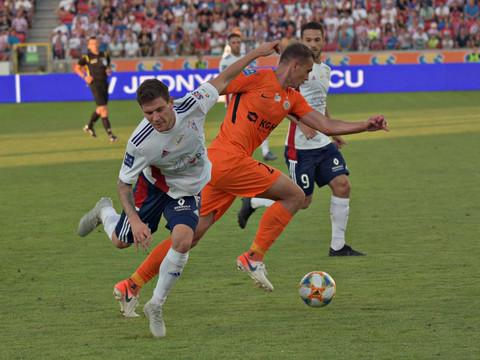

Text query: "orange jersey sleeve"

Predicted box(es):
[209, 68, 314, 156]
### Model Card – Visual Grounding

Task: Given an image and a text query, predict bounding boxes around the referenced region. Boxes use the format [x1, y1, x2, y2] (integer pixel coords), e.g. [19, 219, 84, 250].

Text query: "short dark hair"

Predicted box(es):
[89, 36, 97, 41]
[227, 33, 241, 42]
[279, 43, 314, 65]
[136, 79, 170, 106]
[301, 21, 324, 39]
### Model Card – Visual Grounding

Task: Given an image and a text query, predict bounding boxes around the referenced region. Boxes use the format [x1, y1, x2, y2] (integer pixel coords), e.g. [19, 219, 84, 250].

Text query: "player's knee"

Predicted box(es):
[301, 195, 313, 209]
[289, 185, 305, 211]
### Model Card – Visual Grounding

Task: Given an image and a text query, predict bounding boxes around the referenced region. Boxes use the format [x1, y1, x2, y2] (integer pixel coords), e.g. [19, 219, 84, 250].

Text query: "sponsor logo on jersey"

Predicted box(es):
[242, 68, 258, 76]
[175, 134, 185, 146]
[247, 111, 258, 123]
[258, 119, 277, 131]
[188, 120, 198, 131]
[192, 90, 203, 100]
[274, 93, 281, 102]
[123, 152, 134, 168]
[162, 150, 171, 158]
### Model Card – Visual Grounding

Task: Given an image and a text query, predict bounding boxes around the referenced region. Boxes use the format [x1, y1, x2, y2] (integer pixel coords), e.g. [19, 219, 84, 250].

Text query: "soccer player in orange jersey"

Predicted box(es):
[114, 42, 388, 316]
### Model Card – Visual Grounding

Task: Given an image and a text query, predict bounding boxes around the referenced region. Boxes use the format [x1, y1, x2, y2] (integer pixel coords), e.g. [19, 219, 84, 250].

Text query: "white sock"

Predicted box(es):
[100, 207, 120, 242]
[152, 248, 189, 306]
[330, 195, 350, 251]
[251, 197, 275, 209]
[261, 138, 269, 156]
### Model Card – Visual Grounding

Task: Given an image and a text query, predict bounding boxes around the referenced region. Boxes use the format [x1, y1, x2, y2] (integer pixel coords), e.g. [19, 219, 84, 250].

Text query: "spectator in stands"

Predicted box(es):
[88, 1, 100, 18]
[210, 31, 225, 56]
[0, 28, 9, 61]
[50, 29, 68, 47]
[337, 25, 354, 51]
[441, 31, 455, 48]
[183, 13, 198, 35]
[143, 0, 157, 22]
[165, 31, 180, 56]
[138, 33, 152, 57]
[356, 29, 371, 51]
[427, 33, 441, 48]
[122, 27, 137, 43]
[383, 29, 399, 49]
[370, 35, 384, 50]
[152, 32, 167, 56]
[472, 30, 480, 46]
[6, 28, 22, 60]
[464, 0, 480, 21]
[211, 12, 227, 36]
[0, 11, 10, 33]
[109, 36, 124, 57]
[419, 2, 435, 23]
[15, 0, 34, 25]
[53, 35, 65, 59]
[52, 18, 69, 36]
[397, 26, 413, 49]
[124, 33, 140, 57]
[455, 26, 471, 47]
[352, 2, 368, 22]
[435, 2, 450, 19]
[381, 0, 398, 22]
[55, 0, 75, 17]
[194, 32, 210, 54]
[11, 10, 28, 39]
[413, 26, 429, 48]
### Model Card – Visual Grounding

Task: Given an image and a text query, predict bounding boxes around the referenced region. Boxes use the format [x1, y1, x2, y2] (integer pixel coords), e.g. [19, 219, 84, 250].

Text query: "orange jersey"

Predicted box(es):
[209, 68, 314, 156]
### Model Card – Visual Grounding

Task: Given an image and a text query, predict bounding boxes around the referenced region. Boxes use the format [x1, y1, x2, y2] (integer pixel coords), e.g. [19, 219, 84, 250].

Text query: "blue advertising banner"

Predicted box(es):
[0, 63, 478, 104]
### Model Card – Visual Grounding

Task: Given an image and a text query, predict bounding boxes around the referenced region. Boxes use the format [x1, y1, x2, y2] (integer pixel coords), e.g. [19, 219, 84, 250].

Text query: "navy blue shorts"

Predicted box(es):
[285, 142, 349, 197]
[115, 174, 201, 243]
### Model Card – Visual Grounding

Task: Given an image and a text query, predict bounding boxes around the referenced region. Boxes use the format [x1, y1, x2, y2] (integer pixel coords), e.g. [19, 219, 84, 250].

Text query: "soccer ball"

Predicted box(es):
[299, 271, 336, 308]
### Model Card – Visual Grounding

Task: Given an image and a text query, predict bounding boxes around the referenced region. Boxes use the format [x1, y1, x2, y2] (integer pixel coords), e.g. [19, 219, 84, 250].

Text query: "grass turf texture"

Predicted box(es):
[1, 91, 479, 359]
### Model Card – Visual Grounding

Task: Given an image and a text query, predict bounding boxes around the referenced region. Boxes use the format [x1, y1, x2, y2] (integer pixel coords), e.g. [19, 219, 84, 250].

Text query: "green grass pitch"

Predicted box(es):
[1, 91, 479, 359]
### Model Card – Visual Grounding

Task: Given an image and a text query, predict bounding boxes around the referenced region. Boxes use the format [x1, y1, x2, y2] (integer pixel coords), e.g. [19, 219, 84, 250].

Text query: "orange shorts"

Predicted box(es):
[200, 148, 282, 222]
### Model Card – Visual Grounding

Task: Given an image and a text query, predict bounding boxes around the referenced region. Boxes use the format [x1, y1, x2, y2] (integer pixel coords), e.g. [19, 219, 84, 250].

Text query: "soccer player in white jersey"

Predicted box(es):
[220, 32, 278, 161]
[238, 21, 366, 256]
[77, 40, 281, 338]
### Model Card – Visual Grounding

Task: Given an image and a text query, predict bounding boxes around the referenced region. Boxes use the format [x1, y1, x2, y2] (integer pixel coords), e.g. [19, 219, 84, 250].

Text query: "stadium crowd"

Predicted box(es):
[1, 0, 480, 61]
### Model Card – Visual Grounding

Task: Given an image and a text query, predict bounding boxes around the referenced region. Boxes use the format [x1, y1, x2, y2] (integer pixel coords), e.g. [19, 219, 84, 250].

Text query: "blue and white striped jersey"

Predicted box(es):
[119, 82, 219, 199]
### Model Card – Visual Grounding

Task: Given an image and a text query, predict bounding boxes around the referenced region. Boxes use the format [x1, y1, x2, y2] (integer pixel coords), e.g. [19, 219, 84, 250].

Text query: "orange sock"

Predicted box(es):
[251, 201, 293, 257]
[133, 237, 172, 285]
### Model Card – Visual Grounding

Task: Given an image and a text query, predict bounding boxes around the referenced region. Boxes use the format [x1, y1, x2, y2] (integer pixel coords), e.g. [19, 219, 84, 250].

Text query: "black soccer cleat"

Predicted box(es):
[329, 245, 367, 256]
[237, 197, 256, 229]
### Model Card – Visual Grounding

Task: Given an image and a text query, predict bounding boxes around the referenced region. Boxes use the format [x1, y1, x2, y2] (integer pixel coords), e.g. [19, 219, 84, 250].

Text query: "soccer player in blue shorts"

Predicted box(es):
[76, 41, 281, 338]
[238, 21, 366, 256]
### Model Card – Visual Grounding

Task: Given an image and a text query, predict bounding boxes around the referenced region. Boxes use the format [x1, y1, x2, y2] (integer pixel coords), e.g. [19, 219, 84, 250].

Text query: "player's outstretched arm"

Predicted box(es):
[117, 179, 153, 251]
[209, 40, 281, 95]
[299, 110, 389, 136]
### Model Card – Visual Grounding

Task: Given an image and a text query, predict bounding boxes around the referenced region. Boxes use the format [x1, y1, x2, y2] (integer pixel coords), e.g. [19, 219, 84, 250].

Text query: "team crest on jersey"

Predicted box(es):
[124, 152, 135, 168]
[283, 101, 290, 110]
[188, 120, 198, 132]
[102, 58, 108, 67]
[175, 134, 185, 146]
[161, 150, 171, 158]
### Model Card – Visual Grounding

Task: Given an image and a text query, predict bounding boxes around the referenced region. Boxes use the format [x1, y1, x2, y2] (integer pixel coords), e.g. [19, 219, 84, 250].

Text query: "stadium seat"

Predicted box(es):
[16, 32, 25, 43]
[77, 3, 89, 13]
[323, 42, 338, 52]
[133, 11, 144, 21]
[61, 13, 75, 24]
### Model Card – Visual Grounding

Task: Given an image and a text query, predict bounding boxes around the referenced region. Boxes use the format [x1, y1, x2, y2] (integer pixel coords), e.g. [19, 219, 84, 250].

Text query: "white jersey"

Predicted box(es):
[119, 82, 219, 199]
[285, 62, 332, 151]
[219, 52, 242, 72]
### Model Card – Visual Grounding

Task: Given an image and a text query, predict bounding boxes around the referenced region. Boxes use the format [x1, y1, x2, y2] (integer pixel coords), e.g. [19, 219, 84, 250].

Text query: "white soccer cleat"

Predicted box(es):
[236, 253, 274, 292]
[77, 197, 113, 237]
[143, 300, 166, 338]
[113, 280, 139, 318]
